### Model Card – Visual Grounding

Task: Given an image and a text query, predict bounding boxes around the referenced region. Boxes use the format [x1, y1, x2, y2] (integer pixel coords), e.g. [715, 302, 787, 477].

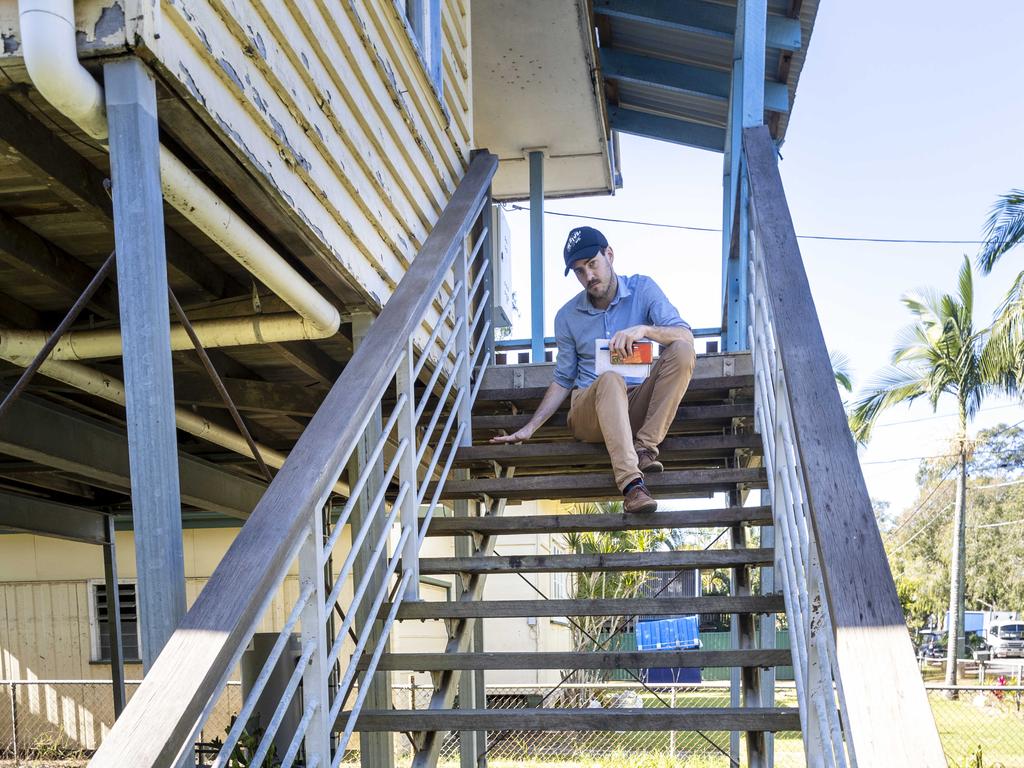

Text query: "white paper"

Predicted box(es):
[594, 339, 652, 379]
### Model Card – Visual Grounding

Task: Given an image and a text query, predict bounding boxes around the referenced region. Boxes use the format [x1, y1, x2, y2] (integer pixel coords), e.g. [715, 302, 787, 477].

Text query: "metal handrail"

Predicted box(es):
[742, 126, 945, 767]
[88, 152, 498, 768]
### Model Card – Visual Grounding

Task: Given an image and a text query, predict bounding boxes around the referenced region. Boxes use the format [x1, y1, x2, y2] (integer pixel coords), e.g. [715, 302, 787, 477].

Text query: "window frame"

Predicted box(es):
[87, 579, 143, 665]
[397, 0, 445, 102]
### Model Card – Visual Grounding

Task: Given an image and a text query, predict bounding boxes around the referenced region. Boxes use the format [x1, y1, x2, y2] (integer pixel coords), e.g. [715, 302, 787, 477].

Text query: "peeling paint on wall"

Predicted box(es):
[179, 64, 207, 108]
[268, 114, 311, 172]
[73, 1, 125, 47]
[216, 57, 245, 91]
[92, 2, 124, 39]
[1, 33, 17, 54]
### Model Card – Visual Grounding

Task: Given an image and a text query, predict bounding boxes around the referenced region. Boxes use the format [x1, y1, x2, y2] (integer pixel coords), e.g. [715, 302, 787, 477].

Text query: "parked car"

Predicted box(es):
[916, 630, 946, 660]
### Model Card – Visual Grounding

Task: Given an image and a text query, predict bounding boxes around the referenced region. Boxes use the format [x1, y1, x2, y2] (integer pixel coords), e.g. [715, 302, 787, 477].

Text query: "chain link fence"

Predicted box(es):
[0, 680, 241, 765]
[2, 680, 1022, 766]
[376, 681, 805, 768]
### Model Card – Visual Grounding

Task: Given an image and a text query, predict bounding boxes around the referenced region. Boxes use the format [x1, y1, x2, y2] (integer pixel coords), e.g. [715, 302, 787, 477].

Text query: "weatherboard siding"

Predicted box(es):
[151, 0, 473, 309]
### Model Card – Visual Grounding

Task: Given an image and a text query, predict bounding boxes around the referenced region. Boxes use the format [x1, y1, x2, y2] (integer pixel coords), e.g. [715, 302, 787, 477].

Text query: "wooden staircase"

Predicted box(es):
[355, 353, 799, 765]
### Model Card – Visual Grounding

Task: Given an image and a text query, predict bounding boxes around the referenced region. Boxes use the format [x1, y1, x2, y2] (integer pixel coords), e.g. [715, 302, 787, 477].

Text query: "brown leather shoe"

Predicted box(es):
[636, 448, 664, 473]
[623, 482, 658, 514]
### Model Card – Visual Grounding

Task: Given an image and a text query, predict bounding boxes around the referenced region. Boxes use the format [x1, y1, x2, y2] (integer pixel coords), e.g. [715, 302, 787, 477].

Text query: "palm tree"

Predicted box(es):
[977, 190, 1024, 272]
[830, 350, 854, 394]
[978, 191, 1024, 383]
[849, 257, 1010, 691]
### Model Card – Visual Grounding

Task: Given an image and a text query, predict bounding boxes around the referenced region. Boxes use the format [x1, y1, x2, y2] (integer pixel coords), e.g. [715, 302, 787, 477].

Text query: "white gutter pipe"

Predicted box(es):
[16, 0, 341, 351]
[8, 354, 349, 495]
[0, 314, 327, 361]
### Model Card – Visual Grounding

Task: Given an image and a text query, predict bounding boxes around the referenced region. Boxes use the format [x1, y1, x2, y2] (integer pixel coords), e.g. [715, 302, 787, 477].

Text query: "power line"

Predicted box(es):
[974, 518, 1024, 529]
[870, 404, 1023, 430]
[890, 503, 954, 553]
[502, 203, 1001, 246]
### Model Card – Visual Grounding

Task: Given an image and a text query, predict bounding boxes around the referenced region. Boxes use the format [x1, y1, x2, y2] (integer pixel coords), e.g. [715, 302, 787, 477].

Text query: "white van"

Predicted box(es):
[986, 621, 1024, 658]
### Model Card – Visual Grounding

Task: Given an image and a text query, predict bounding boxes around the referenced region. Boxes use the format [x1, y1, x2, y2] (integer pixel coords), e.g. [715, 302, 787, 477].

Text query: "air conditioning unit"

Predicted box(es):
[490, 205, 514, 330]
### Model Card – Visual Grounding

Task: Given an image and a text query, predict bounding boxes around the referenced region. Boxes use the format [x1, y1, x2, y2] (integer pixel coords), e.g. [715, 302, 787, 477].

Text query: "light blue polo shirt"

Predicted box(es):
[552, 274, 689, 390]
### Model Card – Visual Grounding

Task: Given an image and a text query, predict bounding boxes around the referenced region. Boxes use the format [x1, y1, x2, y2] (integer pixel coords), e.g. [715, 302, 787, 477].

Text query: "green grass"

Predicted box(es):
[930, 691, 1024, 767]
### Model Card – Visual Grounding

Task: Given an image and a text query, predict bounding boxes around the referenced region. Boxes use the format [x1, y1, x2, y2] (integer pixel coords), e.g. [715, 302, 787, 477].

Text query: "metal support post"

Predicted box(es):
[759, 498, 776, 767]
[455, 490, 482, 768]
[102, 515, 126, 717]
[397, 337, 421, 601]
[528, 150, 545, 363]
[9, 682, 17, 762]
[104, 57, 186, 671]
[298, 508, 332, 763]
[721, 0, 766, 351]
[730, 496, 764, 766]
[348, 311, 395, 768]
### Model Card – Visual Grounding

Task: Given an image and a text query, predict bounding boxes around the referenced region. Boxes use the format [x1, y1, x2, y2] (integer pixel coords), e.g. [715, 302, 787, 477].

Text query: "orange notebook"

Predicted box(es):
[595, 339, 654, 379]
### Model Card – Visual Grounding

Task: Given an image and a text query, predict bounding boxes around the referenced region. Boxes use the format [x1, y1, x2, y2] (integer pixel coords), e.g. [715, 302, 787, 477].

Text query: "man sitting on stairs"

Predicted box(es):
[491, 226, 696, 514]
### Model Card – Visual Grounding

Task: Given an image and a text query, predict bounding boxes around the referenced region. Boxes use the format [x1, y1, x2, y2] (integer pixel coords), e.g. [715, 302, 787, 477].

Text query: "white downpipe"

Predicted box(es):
[158, 150, 339, 336]
[18, 0, 109, 141]
[16, 0, 341, 350]
[0, 314, 327, 361]
[10, 354, 349, 495]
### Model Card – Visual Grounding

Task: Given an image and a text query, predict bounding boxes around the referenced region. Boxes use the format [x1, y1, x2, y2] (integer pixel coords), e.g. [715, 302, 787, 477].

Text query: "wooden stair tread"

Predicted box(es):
[473, 403, 753, 436]
[423, 505, 773, 537]
[473, 374, 755, 408]
[387, 595, 784, 620]
[353, 707, 801, 732]
[361, 649, 793, 671]
[427, 467, 767, 501]
[454, 433, 762, 468]
[418, 548, 774, 575]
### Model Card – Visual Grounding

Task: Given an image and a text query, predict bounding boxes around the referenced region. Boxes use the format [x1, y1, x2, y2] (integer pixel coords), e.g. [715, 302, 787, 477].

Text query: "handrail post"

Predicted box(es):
[298, 508, 332, 762]
[482, 194, 496, 367]
[397, 337, 421, 601]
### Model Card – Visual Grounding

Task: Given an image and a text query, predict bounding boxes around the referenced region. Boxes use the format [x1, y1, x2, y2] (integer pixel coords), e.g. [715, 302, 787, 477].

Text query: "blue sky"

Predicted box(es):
[500, 1, 1024, 514]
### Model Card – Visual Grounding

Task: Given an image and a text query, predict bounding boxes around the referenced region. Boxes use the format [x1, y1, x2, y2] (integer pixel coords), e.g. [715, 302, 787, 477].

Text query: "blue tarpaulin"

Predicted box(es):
[636, 617, 702, 684]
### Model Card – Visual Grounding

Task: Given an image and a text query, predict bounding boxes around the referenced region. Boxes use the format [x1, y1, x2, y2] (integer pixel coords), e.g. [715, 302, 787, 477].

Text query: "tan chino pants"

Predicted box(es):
[566, 336, 697, 490]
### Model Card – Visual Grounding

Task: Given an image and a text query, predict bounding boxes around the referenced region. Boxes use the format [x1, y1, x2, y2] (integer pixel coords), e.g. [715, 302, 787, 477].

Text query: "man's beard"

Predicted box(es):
[588, 275, 614, 301]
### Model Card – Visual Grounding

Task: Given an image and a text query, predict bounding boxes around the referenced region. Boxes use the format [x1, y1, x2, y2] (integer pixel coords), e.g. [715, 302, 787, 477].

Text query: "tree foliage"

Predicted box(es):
[849, 257, 1005, 443]
[886, 425, 1024, 629]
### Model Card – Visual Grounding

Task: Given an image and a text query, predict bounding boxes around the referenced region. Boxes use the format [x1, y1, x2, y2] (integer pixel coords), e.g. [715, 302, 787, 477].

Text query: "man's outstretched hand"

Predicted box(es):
[489, 425, 536, 444]
[609, 325, 649, 357]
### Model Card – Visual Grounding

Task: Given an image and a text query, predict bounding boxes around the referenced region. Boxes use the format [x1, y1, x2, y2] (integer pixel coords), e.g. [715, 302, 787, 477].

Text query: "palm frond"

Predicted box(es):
[977, 190, 1024, 273]
[829, 350, 854, 392]
[957, 255, 974, 317]
[849, 365, 929, 443]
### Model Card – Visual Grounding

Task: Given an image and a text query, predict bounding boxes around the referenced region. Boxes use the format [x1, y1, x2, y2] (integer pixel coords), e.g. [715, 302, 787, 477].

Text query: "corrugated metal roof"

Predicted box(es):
[609, 16, 733, 73]
[597, 0, 822, 150]
[616, 80, 727, 128]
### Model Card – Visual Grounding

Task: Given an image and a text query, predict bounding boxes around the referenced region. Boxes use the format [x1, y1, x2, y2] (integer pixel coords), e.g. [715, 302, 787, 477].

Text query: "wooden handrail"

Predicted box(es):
[89, 152, 499, 767]
[743, 126, 946, 765]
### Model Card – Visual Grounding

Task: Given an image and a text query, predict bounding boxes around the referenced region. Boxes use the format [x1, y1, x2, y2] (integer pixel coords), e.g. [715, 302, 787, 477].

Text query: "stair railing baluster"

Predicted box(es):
[398, 336, 422, 602]
[455, 233, 473, 447]
[299, 512, 333, 765]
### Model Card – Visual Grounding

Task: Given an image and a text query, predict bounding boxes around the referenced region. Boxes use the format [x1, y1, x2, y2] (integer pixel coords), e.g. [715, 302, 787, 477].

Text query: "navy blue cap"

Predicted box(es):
[563, 226, 608, 275]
